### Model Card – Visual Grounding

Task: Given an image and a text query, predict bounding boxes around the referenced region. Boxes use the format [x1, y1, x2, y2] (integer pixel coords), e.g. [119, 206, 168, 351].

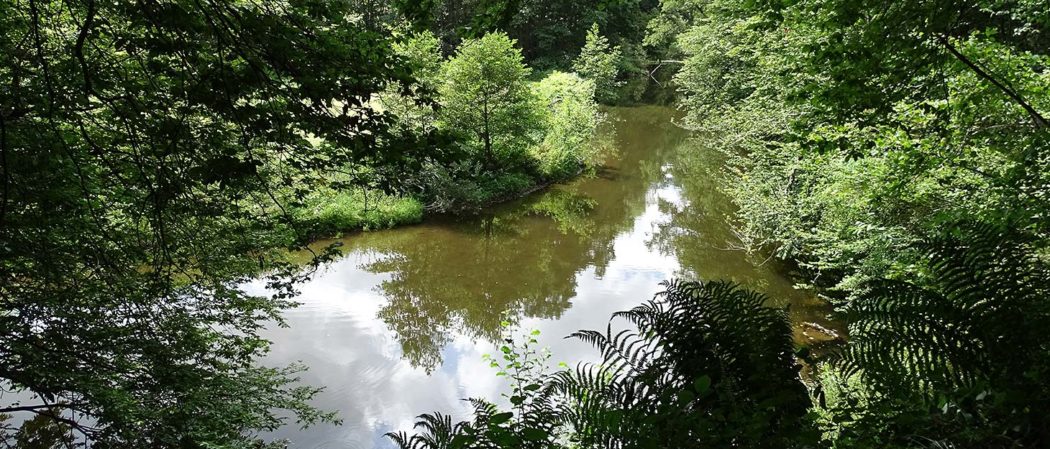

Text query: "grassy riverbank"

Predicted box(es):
[295, 189, 425, 237]
[293, 164, 596, 238]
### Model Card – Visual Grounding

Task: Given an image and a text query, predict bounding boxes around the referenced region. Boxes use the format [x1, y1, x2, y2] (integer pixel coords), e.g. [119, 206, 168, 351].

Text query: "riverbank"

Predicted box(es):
[293, 164, 593, 239]
[259, 106, 837, 447]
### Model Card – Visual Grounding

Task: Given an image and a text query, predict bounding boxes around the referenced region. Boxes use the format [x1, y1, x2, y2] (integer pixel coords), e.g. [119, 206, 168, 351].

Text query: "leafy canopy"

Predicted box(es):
[438, 32, 541, 171]
[573, 24, 624, 104]
[0, 0, 418, 445]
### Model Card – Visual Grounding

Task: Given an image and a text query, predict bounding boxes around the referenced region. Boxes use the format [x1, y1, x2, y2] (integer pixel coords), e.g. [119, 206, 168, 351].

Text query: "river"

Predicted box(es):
[249, 106, 835, 448]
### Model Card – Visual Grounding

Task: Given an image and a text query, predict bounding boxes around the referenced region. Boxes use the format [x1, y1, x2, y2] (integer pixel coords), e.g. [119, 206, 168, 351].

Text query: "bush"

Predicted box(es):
[414, 161, 535, 214]
[529, 71, 604, 179]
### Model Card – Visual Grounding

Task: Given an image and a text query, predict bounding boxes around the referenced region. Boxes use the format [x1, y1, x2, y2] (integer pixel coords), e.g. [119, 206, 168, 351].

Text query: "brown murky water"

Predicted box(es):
[249, 106, 835, 448]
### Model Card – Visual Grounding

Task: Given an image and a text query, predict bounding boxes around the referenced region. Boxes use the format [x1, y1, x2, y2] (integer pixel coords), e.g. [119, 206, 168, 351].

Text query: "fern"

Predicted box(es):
[390, 279, 814, 446]
[834, 222, 1050, 445]
[555, 279, 813, 448]
[388, 279, 816, 449]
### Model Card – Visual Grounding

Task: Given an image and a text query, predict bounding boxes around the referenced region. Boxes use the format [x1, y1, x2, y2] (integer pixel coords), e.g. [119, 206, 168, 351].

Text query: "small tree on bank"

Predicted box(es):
[573, 24, 623, 104]
[439, 33, 541, 171]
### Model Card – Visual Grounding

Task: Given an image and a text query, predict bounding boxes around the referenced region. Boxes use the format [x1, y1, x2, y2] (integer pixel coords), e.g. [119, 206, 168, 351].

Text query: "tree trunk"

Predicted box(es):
[482, 96, 494, 170]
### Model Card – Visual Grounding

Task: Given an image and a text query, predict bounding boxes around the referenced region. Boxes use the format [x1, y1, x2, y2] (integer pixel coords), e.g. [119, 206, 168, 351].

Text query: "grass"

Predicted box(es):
[296, 188, 424, 237]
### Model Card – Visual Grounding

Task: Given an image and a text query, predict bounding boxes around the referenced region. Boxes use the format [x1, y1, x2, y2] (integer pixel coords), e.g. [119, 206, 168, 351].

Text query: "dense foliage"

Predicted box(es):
[0, 1, 612, 444]
[439, 33, 539, 172]
[648, 0, 1050, 447]
[573, 25, 624, 104]
[389, 1, 1050, 448]
[662, 0, 1049, 296]
[6, 0, 1048, 446]
[379, 31, 605, 212]
[822, 224, 1050, 447]
[390, 0, 655, 71]
[0, 0, 421, 445]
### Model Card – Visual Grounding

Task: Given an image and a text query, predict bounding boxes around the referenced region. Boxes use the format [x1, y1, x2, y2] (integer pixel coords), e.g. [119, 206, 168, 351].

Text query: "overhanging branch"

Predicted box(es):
[938, 34, 1048, 129]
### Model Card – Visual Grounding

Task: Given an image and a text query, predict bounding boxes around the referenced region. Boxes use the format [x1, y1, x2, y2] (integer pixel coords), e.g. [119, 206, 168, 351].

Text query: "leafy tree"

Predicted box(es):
[573, 24, 624, 104]
[663, 0, 1050, 297]
[0, 0, 416, 445]
[438, 33, 541, 172]
[509, 0, 651, 70]
[394, 0, 654, 71]
[382, 30, 445, 136]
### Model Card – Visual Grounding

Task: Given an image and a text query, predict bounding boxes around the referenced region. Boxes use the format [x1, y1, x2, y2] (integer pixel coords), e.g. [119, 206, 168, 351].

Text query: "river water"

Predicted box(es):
[251, 106, 834, 448]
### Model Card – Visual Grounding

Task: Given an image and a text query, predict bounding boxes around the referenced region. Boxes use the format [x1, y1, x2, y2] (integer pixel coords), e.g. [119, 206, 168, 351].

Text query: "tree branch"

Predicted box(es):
[937, 34, 1048, 129]
[0, 403, 78, 413]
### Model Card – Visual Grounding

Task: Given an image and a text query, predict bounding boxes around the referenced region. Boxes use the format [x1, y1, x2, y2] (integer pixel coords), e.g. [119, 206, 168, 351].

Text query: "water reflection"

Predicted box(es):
[646, 138, 837, 336]
[254, 106, 830, 448]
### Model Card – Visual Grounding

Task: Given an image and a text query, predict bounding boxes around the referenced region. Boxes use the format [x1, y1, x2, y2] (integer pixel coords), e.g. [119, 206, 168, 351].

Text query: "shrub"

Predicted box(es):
[529, 72, 604, 179]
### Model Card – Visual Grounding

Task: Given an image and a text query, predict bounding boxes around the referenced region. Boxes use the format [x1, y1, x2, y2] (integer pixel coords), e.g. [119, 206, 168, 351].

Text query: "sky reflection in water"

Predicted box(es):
[248, 107, 833, 448]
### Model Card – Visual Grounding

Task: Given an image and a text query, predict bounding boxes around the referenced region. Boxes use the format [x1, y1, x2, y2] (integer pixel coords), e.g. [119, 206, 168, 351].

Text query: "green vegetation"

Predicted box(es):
[662, 0, 1049, 297]
[380, 31, 605, 213]
[531, 72, 605, 179]
[388, 279, 815, 448]
[390, 226, 1050, 449]
[390, 0, 652, 72]
[1, 2, 614, 443]
[573, 25, 624, 104]
[0, 0, 414, 445]
[4, 0, 1048, 447]
[366, 1, 667, 104]
[384, 1, 1050, 448]
[821, 224, 1050, 446]
[439, 33, 540, 171]
[296, 189, 424, 236]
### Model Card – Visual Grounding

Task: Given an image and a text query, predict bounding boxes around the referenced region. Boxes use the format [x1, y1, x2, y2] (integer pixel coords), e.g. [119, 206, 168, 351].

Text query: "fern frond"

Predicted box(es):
[835, 222, 1050, 407]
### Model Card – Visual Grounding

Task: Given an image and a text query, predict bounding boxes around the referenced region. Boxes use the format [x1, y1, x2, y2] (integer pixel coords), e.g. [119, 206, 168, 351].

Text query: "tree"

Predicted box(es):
[0, 0, 416, 445]
[530, 72, 603, 178]
[573, 24, 623, 104]
[438, 33, 540, 171]
[382, 30, 444, 136]
[393, 0, 653, 71]
[665, 0, 1050, 298]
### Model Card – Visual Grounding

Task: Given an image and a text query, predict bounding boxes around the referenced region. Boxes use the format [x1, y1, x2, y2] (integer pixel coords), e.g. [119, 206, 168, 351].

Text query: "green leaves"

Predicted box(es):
[1, 0, 412, 445]
[438, 32, 540, 171]
[489, 412, 514, 424]
[693, 375, 712, 395]
[573, 23, 624, 104]
[521, 427, 548, 441]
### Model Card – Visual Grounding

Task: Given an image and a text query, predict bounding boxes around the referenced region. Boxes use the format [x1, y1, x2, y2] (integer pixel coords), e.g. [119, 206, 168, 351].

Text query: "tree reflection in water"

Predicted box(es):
[305, 107, 688, 371]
